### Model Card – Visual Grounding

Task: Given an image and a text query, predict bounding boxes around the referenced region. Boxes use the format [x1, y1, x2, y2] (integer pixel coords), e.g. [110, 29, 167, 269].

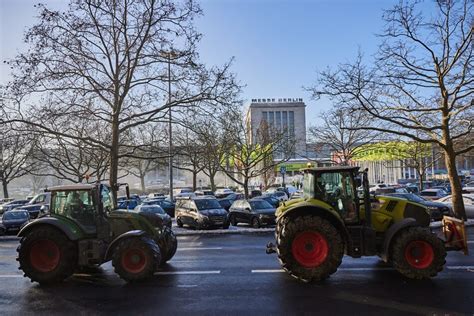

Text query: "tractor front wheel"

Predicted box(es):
[17, 227, 77, 284]
[276, 215, 344, 282]
[160, 227, 178, 264]
[391, 227, 446, 279]
[112, 237, 161, 282]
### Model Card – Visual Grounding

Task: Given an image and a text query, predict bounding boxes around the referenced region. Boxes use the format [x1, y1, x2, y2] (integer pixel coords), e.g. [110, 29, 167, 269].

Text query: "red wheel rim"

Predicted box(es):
[121, 248, 148, 274]
[292, 231, 329, 268]
[404, 240, 434, 269]
[29, 239, 61, 273]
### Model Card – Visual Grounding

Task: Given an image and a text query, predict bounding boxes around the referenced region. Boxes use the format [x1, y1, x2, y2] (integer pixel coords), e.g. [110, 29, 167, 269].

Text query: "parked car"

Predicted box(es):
[268, 191, 288, 202]
[437, 194, 474, 219]
[420, 188, 448, 200]
[384, 193, 451, 221]
[249, 189, 262, 199]
[228, 199, 276, 228]
[369, 183, 388, 193]
[217, 198, 233, 212]
[195, 190, 215, 196]
[133, 205, 172, 228]
[0, 198, 15, 205]
[117, 199, 140, 210]
[214, 188, 234, 198]
[0, 199, 30, 215]
[142, 198, 175, 217]
[404, 185, 419, 194]
[0, 210, 30, 234]
[463, 181, 474, 193]
[432, 185, 451, 194]
[259, 194, 281, 208]
[12, 192, 50, 219]
[175, 196, 229, 229]
[148, 192, 165, 199]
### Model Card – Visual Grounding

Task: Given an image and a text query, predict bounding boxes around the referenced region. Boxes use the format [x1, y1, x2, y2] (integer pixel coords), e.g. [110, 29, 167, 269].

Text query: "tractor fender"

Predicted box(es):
[17, 217, 81, 241]
[380, 218, 419, 262]
[278, 204, 350, 243]
[104, 230, 147, 261]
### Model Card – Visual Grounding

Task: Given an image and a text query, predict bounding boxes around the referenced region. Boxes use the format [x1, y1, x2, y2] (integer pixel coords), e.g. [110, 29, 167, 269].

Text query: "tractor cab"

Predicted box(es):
[302, 166, 363, 224]
[47, 184, 114, 235]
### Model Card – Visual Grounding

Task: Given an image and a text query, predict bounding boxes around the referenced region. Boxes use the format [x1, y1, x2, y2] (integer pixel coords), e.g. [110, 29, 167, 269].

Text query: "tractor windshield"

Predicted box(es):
[303, 173, 315, 199]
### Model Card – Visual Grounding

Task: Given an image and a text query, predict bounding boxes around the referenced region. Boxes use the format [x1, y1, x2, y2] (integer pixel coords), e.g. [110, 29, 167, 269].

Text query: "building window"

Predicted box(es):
[268, 111, 274, 127]
[282, 111, 288, 132]
[262, 111, 267, 122]
[289, 111, 295, 137]
[275, 111, 281, 132]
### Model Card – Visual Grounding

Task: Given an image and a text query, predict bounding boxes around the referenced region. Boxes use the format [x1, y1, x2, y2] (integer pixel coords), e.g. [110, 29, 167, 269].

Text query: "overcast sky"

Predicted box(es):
[0, 0, 403, 126]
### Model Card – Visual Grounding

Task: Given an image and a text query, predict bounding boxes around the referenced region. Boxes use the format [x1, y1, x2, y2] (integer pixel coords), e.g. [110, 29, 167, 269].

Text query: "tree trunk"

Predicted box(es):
[2, 178, 9, 198]
[243, 177, 249, 199]
[140, 174, 146, 194]
[444, 148, 467, 220]
[109, 116, 120, 204]
[209, 172, 216, 192]
[192, 171, 197, 191]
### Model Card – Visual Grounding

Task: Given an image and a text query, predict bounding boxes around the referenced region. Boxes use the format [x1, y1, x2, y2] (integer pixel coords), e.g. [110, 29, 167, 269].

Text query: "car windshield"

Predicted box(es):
[403, 194, 426, 203]
[3, 211, 28, 220]
[250, 200, 273, 209]
[195, 199, 221, 210]
[138, 206, 165, 214]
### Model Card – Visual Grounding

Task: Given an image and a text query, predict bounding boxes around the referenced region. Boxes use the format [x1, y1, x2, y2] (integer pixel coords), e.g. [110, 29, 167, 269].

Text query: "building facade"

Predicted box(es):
[246, 98, 307, 159]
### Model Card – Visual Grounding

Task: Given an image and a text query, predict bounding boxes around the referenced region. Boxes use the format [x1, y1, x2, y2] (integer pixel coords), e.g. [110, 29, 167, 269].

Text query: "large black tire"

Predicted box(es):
[112, 237, 161, 282]
[176, 217, 183, 228]
[276, 215, 344, 282]
[160, 227, 178, 264]
[17, 226, 77, 284]
[391, 227, 446, 279]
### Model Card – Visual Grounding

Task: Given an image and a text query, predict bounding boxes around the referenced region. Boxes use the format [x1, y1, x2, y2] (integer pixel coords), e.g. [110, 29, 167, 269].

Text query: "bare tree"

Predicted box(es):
[4, 0, 238, 201]
[173, 126, 205, 191]
[0, 124, 39, 198]
[308, 107, 379, 165]
[310, 0, 473, 219]
[221, 108, 292, 198]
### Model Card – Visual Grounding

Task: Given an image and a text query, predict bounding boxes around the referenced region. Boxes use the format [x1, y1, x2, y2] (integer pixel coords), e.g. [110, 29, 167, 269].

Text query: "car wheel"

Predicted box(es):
[230, 214, 238, 226]
[251, 217, 261, 228]
[176, 217, 183, 228]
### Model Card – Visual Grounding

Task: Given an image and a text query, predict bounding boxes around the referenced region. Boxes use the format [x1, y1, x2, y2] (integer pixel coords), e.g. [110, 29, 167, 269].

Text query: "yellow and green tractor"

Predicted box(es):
[267, 166, 468, 282]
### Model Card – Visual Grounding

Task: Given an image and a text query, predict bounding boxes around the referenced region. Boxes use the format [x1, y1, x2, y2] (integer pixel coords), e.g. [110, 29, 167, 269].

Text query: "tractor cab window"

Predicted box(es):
[303, 173, 315, 199]
[318, 172, 357, 222]
[52, 190, 96, 229]
[101, 186, 113, 213]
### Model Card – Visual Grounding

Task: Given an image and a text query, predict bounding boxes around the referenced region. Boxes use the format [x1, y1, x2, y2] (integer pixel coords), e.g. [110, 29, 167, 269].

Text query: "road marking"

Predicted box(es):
[467, 241, 474, 244]
[446, 266, 474, 270]
[155, 270, 221, 275]
[177, 284, 198, 288]
[251, 265, 474, 273]
[177, 247, 223, 251]
[0, 275, 22, 278]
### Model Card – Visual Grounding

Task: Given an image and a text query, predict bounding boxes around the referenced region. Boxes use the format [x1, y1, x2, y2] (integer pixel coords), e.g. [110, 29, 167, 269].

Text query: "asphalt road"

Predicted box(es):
[0, 229, 473, 315]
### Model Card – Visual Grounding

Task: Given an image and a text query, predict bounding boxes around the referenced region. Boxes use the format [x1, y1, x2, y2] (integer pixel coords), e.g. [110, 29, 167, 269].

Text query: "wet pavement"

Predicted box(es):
[0, 229, 473, 315]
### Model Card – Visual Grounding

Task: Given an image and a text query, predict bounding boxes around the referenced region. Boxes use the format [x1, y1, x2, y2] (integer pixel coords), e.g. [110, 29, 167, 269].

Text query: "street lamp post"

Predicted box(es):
[167, 53, 173, 201]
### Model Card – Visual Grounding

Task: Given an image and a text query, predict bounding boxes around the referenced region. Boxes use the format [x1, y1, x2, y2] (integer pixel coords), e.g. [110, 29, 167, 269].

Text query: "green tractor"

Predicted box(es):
[267, 166, 468, 282]
[17, 183, 177, 284]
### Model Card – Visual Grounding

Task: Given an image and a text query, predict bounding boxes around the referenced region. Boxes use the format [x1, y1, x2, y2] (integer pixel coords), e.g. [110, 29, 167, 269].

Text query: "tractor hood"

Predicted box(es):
[276, 198, 335, 218]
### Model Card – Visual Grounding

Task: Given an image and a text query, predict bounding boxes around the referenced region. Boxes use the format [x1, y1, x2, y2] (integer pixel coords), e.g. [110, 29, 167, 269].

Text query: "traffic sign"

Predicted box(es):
[280, 166, 287, 174]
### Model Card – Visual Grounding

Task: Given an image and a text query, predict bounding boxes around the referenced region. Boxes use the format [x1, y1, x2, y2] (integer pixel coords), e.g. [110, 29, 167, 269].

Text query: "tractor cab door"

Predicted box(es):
[318, 171, 359, 223]
[51, 190, 97, 235]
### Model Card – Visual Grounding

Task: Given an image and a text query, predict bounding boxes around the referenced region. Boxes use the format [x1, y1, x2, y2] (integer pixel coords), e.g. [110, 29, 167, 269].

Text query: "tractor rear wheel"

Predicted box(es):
[276, 215, 344, 282]
[160, 227, 178, 264]
[17, 226, 77, 284]
[112, 237, 161, 282]
[391, 227, 446, 279]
